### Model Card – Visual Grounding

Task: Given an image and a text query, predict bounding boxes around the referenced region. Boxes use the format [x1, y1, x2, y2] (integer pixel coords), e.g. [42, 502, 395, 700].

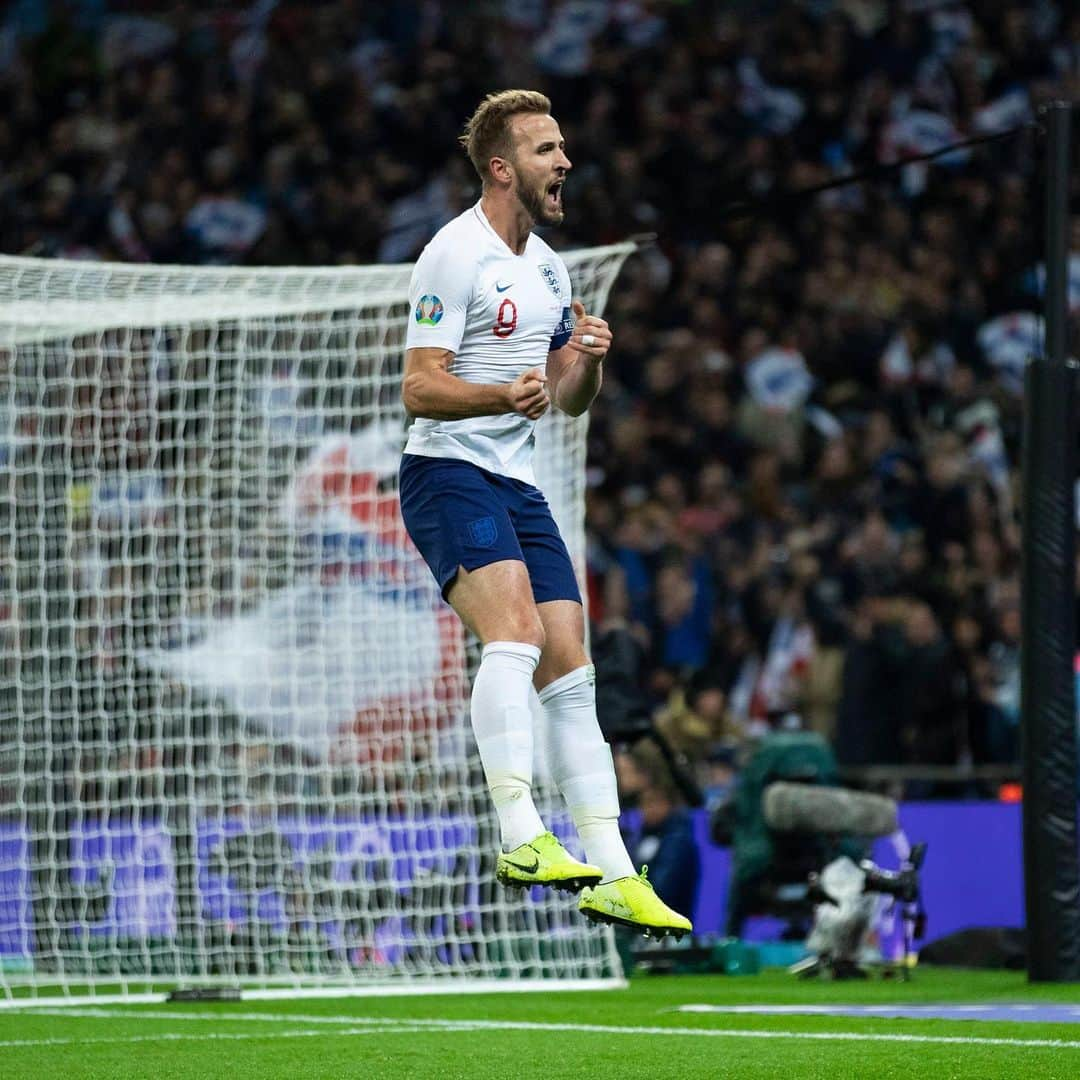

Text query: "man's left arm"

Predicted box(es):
[547, 299, 613, 417]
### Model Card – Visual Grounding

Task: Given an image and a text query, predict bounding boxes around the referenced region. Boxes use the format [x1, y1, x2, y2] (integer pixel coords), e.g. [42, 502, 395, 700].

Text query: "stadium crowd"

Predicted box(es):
[2, 0, 1078, 801]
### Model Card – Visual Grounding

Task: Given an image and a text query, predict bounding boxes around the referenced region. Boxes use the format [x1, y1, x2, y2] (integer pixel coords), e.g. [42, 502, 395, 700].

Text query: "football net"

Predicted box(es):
[0, 242, 635, 1002]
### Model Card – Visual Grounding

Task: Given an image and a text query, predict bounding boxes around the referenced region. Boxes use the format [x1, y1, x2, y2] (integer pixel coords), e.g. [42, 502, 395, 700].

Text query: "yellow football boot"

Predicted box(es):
[496, 832, 604, 892]
[578, 867, 693, 939]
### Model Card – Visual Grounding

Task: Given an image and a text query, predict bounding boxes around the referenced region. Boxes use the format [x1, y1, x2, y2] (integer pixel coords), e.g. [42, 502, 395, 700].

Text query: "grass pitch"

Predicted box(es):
[4, 969, 1080, 1079]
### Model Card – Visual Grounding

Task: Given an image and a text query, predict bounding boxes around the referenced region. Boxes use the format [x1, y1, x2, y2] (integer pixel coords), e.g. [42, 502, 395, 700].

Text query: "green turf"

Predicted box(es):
[4, 969, 1080, 1079]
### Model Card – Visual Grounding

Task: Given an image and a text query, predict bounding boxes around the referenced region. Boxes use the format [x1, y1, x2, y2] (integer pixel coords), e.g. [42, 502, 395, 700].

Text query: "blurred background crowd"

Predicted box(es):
[1, 0, 1078, 810]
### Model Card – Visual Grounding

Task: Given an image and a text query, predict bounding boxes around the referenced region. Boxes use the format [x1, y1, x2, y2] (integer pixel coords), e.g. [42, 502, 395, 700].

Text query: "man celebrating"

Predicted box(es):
[398, 89, 690, 938]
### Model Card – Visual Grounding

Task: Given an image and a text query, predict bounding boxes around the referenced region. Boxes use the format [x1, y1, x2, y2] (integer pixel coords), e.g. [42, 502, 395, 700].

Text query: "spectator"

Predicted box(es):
[628, 762, 700, 924]
[896, 600, 965, 768]
[979, 589, 1022, 764]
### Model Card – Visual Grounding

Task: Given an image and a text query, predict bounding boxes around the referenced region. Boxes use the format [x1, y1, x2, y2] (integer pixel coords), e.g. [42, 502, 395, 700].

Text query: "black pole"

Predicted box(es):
[1021, 100, 1080, 982]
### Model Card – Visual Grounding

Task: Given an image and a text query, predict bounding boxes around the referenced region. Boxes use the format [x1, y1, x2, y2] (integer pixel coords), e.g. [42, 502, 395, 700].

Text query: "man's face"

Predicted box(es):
[505, 112, 572, 226]
[640, 787, 672, 828]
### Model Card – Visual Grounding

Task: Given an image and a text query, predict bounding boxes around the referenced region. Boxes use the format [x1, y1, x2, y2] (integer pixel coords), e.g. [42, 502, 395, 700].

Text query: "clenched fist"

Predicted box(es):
[506, 366, 550, 420]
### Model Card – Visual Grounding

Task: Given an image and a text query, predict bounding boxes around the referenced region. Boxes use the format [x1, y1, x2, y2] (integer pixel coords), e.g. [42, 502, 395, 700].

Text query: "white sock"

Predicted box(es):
[538, 664, 636, 881]
[471, 641, 546, 851]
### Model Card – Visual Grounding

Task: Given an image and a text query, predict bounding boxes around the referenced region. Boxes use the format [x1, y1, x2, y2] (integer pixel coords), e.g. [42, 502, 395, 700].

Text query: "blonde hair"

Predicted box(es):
[459, 89, 552, 183]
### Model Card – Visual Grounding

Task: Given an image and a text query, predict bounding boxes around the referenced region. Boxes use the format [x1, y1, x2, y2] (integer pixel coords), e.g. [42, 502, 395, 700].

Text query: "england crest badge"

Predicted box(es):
[537, 263, 561, 297]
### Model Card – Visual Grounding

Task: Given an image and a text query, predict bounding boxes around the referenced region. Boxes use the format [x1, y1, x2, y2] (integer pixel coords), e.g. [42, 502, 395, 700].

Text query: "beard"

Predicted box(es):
[517, 179, 564, 226]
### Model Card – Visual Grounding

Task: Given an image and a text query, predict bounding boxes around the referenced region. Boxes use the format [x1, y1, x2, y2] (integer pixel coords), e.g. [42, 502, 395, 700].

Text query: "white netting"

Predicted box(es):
[0, 243, 634, 998]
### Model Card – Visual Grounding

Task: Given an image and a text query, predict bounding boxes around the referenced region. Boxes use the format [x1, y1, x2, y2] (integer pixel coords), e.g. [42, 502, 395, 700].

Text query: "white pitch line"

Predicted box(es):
[0, 1025, 447, 1049]
[26, 1008, 401, 1025]
[0, 978, 626, 1011]
[4, 1015, 1080, 1052]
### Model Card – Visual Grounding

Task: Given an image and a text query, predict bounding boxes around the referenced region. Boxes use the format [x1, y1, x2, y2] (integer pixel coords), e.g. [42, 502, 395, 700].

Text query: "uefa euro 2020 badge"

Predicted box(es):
[415, 294, 444, 325]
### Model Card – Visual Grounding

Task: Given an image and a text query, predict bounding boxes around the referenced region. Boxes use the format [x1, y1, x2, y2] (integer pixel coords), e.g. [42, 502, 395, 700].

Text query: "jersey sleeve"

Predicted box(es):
[405, 239, 473, 354]
[548, 257, 575, 351]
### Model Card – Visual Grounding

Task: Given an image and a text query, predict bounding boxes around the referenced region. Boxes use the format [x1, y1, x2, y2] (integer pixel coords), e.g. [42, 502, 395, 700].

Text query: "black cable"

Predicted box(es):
[716, 122, 1036, 223]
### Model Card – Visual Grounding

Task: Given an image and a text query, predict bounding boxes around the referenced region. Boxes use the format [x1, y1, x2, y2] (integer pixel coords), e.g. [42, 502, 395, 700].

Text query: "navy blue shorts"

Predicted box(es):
[399, 453, 582, 605]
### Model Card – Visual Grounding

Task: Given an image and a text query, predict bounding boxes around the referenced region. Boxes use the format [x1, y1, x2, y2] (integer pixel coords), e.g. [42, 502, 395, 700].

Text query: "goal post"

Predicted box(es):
[0, 242, 635, 1002]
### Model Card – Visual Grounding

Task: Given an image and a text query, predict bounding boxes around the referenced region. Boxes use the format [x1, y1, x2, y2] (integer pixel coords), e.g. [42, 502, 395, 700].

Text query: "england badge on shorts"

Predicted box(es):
[466, 516, 498, 548]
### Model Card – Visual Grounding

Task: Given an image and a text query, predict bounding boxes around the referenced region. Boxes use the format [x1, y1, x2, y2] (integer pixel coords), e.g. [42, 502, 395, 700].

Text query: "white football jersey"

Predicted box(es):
[403, 201, 574, 484]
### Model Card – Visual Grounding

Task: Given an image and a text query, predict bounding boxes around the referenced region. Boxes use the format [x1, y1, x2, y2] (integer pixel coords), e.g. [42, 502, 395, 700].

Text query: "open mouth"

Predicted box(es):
[546, 180, 564, 210]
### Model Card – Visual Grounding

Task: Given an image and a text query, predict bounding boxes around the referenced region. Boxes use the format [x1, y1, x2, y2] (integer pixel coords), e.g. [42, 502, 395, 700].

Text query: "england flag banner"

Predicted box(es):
[139, 427, 466, 762]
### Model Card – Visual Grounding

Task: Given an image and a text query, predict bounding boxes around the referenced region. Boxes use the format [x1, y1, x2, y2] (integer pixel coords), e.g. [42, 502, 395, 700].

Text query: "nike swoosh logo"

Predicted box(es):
[503, 855, 539, 873]
[495, 281, 513, 293]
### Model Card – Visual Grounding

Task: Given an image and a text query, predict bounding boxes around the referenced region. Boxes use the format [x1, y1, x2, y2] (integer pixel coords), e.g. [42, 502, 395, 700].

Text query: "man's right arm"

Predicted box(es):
[402, 348, 550, 421]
